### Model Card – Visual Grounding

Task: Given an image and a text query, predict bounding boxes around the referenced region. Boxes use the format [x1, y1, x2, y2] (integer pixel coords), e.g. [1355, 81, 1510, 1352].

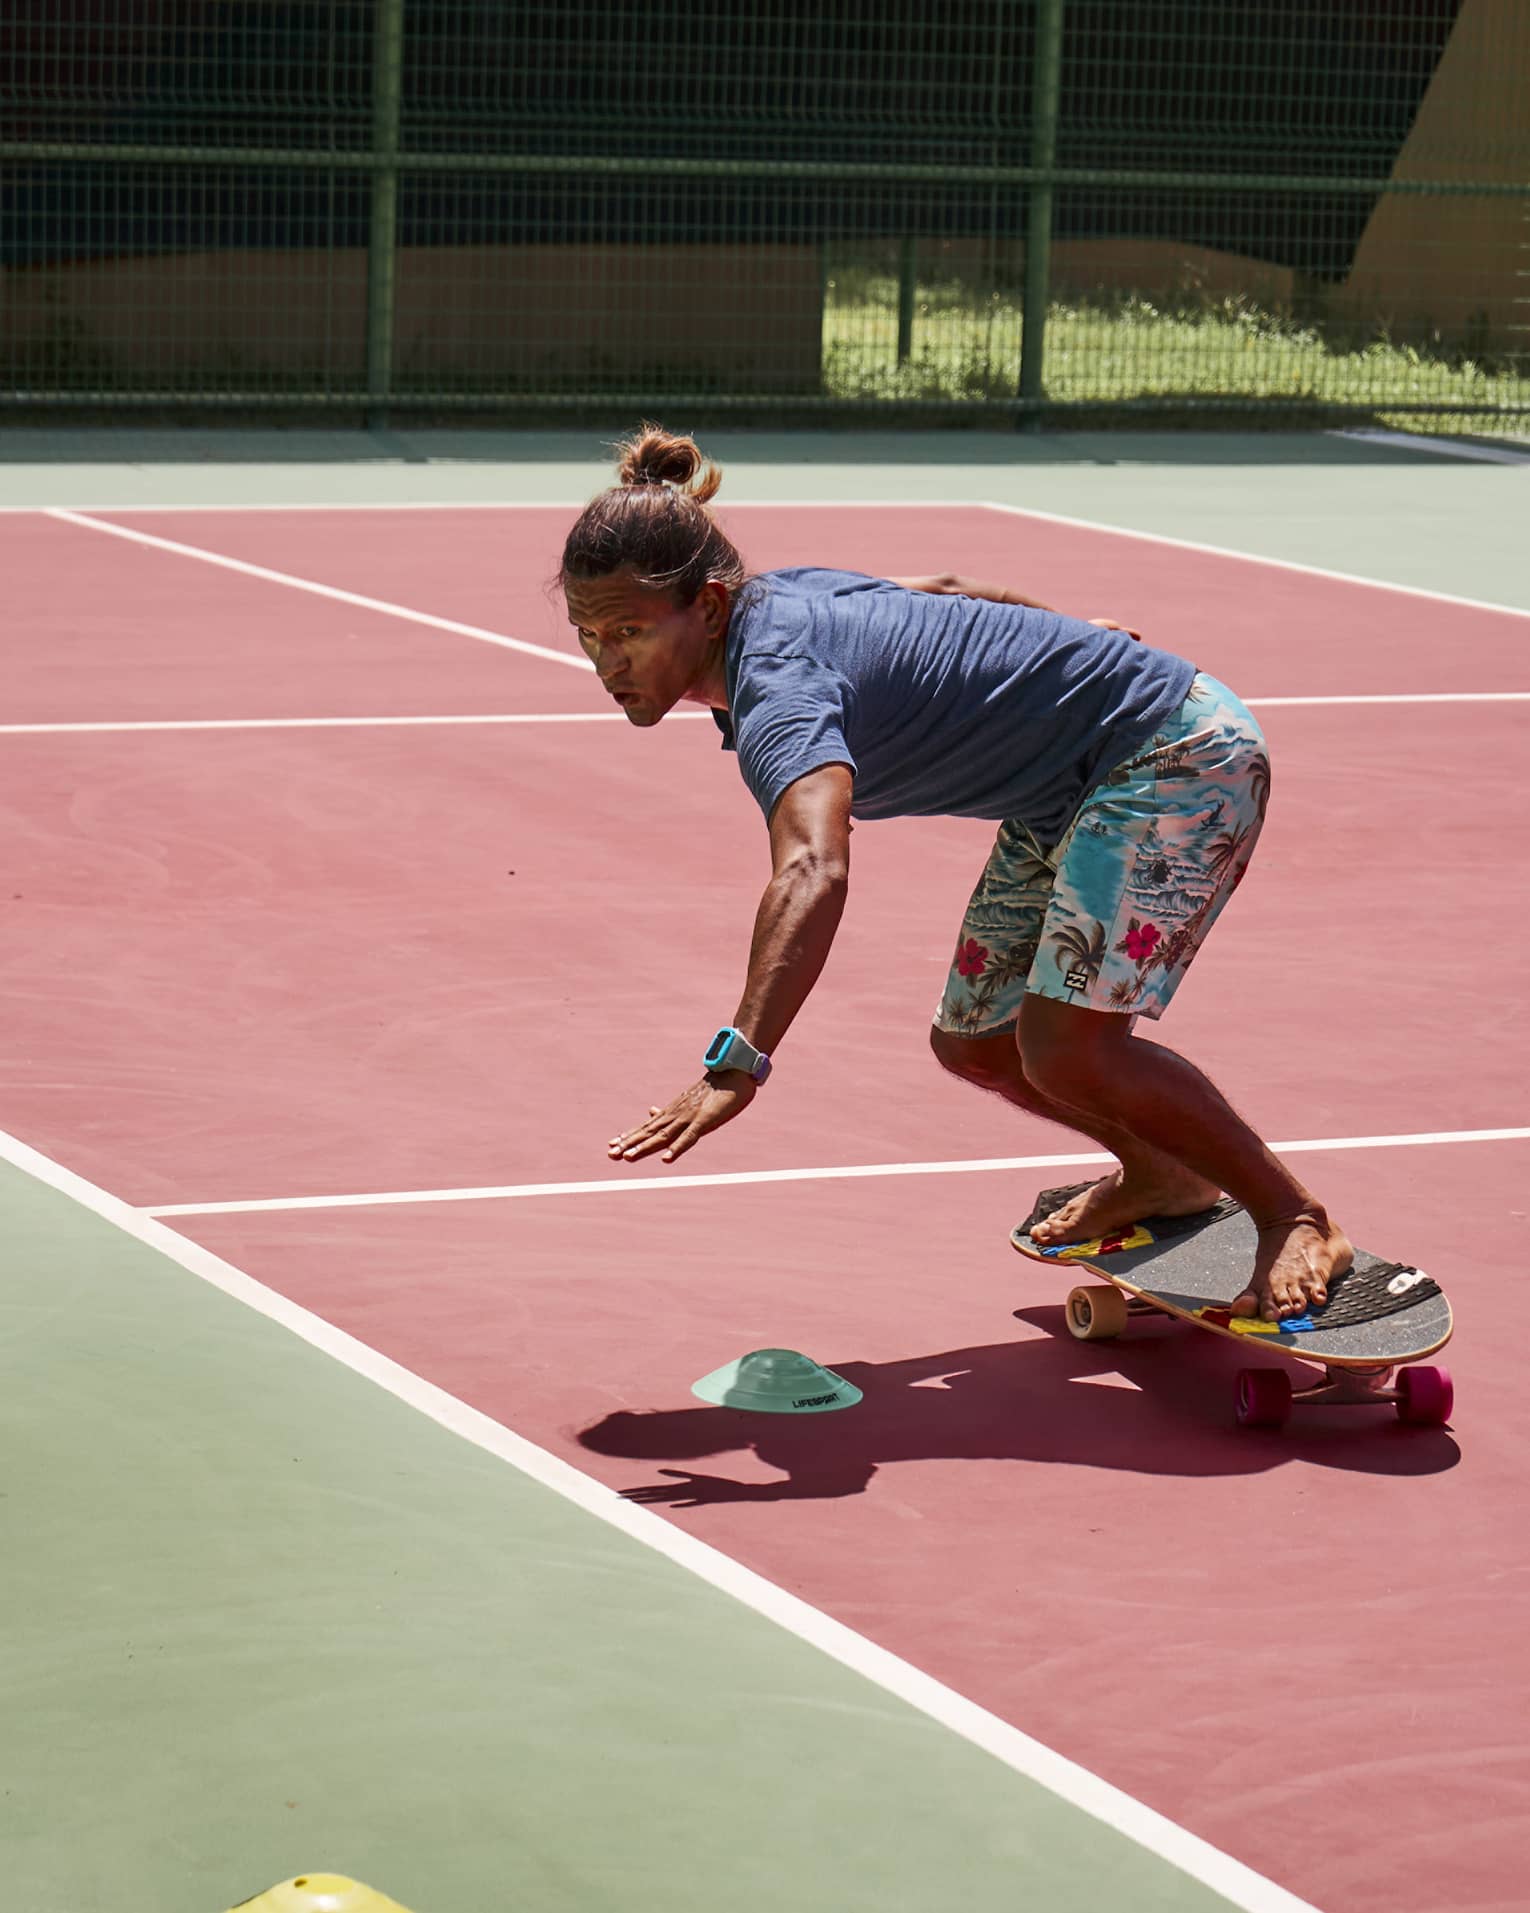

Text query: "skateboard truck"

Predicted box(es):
[1064, 1284, 1454, 1429]
[1236, 1359, 1454, 1429]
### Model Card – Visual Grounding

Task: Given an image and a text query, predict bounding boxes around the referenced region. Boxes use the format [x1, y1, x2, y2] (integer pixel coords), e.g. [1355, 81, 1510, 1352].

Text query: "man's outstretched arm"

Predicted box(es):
[891, 573, 1140, 637]
[891, 571, 1056, 610]
[607, 762, 853, 1164]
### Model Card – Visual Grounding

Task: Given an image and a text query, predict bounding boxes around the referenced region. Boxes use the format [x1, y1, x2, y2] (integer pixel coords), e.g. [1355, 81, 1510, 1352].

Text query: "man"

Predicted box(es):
[562, 427, 1350, 1322]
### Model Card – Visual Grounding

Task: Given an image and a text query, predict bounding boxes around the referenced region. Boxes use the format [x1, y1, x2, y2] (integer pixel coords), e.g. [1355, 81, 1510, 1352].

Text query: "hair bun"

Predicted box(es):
[614, 423, 722, 504]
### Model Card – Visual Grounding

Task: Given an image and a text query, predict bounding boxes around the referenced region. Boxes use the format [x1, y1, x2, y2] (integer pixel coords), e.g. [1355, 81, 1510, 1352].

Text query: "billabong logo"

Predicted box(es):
[1388, 1268, 1430, 1297]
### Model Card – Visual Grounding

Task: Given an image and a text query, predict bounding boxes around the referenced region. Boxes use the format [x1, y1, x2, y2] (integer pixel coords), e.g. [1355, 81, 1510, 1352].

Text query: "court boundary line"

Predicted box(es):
[0, 712, 713, 735]
[44, 508, 588, 672]
[3, 691, 1527, 737]
[1328, 428, 1530, 466]
[979, 501, 1530, 621]
[143, 1125, 1530, 1217]
[21, 499, 1528, 625]
[0, 1121, 1321, 1913]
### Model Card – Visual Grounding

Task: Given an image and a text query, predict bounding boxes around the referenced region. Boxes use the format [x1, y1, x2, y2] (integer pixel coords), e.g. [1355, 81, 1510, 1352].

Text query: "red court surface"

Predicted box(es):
[3, 707, 1523, 1203]
[8, 504, 1530, 726]
[3, 500, 1527, 1913]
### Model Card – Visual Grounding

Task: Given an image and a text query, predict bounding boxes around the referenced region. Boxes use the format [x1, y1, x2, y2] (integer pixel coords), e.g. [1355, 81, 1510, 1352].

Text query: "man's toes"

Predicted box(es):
[1032, 1204, 1079, 1243]
[1229, 1288, 1259, 1318]
[1269, 1277, 1308, 1323]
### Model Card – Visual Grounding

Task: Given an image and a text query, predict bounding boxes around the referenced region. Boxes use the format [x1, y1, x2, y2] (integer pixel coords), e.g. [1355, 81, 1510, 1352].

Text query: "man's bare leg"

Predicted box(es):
[1015, 997, 1351, 1321]
[930, 1026, 1222, 1222]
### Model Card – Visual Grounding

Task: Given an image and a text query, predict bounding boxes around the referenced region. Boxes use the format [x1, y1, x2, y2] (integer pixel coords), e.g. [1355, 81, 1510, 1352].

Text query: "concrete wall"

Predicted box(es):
[1334, 0, 1530, 350]
[0, 243, 826, 393]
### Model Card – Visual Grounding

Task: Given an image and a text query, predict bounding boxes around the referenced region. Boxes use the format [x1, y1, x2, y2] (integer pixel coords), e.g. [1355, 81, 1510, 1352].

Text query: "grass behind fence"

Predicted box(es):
[824, 264, 1529, 431]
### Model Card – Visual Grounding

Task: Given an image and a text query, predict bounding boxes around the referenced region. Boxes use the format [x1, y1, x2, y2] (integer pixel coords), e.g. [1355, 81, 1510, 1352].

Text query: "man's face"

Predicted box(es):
[565, 571, 725, 726]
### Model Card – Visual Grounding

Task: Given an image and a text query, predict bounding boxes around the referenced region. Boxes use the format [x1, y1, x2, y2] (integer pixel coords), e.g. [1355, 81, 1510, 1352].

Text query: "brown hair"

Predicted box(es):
[559, 423, 748, 605]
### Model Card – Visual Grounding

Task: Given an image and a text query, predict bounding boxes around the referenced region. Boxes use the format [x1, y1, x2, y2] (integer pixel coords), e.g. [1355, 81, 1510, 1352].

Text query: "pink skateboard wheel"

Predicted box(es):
[1235, 1367, 1292, 1428]
[1396, 1364, 1453, 1426]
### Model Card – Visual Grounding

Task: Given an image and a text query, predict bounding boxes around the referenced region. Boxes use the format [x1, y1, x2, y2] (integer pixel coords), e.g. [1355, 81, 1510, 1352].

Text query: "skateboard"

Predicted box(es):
[1010, 1183, 1454, 1428]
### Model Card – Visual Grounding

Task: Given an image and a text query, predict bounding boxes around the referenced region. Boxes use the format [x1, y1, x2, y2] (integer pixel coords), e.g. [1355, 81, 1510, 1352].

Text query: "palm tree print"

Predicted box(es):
[941, 989, 993, 1035]
[1051, 919, 1107, 995]
[983, 938, 1041, 992]
[1204, 824, 1251, 880]
[1248, 751, 1272, 823]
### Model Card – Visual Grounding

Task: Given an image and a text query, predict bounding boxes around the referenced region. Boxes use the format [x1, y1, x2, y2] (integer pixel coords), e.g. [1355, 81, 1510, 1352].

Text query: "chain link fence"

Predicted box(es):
[3, 0, 1526, 430]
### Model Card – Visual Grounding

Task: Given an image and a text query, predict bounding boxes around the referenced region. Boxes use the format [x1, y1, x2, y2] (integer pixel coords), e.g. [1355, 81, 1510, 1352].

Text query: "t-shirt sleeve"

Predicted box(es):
[730, 653, 857, 818]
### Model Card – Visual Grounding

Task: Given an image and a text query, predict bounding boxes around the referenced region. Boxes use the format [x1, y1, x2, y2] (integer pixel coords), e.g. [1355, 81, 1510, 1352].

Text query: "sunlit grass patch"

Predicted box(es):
[822, 270, 1530, 432]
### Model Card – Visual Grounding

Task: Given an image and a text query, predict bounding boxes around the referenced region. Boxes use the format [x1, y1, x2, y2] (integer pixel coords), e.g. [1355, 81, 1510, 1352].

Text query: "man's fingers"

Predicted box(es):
[608, 1078, 752, 1163]
[661, 1121, 705, 1163]
[620, 1121, 686, 1160]
[608, 1119, 676, 1158]
[609, 1107, 682, 1151]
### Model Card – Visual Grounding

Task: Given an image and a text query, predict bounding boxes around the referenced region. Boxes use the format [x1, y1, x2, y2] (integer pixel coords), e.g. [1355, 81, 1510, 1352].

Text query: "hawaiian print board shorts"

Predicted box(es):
[933, 673, 1270, 1034]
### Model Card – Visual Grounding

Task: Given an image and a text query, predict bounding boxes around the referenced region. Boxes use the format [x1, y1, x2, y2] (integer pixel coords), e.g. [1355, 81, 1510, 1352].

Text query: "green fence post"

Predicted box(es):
[896, 234, 918, 364]
[1018, 0, 1065, 429]
[366, 0, 406, 429]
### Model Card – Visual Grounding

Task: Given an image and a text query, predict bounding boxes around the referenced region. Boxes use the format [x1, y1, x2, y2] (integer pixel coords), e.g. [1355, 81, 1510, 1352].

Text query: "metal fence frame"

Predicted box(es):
[3, 0, 1527, 427]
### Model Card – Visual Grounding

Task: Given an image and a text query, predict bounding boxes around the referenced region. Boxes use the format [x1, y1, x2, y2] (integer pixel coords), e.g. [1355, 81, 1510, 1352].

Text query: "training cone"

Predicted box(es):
[691, 1347, 862, 1414]
[226, 1876, 417, 1913]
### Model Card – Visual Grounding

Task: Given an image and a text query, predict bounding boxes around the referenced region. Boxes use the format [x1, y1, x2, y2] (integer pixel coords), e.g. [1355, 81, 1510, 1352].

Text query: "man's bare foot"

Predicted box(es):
[1232, 1212, 1354, 1322]
[1029, 1166, 1223, 1247]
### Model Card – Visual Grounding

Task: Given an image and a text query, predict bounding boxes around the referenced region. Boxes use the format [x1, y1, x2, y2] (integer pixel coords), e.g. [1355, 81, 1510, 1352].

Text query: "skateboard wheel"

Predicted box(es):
[1235, 1367, 1292, 1428]
[1065, 1284, 1129, 1340]
[1395, 1364, 1453, 1426]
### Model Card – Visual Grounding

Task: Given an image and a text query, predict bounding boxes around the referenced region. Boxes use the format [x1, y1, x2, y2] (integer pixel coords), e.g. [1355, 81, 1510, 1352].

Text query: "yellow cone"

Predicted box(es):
[226, 1876, 417, 1912]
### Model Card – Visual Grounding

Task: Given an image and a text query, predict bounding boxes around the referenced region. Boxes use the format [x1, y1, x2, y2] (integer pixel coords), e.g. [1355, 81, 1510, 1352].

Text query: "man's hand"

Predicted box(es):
[620, 1470, 793, 1507]
[608, 1071, 756, 1164]
[1087, 615, 1143, 639]
[891, 572, 1054, 611]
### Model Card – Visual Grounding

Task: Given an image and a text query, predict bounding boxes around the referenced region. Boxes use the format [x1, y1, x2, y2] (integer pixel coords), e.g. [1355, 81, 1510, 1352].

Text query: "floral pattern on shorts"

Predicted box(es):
[933, 673, 1270, 1034]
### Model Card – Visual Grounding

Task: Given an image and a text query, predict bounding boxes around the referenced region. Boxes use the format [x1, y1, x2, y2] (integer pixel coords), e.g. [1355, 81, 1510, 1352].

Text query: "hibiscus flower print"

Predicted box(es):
[1120, 920, 1162, 963]
[956, 937, 989, 978]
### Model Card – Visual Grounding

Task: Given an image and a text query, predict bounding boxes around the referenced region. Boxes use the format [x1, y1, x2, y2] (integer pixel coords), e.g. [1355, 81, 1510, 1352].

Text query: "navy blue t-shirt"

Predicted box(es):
[714, 568, 1197, 843]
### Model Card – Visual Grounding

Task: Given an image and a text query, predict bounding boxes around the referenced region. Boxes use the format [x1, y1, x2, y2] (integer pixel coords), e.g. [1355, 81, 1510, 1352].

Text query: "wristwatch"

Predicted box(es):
[704, 1025, 772, 1084]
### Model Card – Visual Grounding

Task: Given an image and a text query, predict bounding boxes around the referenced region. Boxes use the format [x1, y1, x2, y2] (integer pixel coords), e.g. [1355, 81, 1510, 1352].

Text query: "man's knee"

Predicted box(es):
[930, 1022, 1019, 1089]
[1018, 997, 1124, 1103]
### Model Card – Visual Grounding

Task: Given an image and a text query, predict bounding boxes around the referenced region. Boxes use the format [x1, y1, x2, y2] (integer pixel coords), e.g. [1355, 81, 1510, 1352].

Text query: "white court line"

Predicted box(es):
[1242, 692, 1530, 708]
[1329, 428, 1530, 466]
[0, 1121, 1322, 1913]
[45, 507, 587, 673]
[2, 693, 1527, 737]
[144, 1124, 1530, 1217]
[31, 498, 1530, 624]
[0, 711, 715, 735]
[980, 500, 1530, 621]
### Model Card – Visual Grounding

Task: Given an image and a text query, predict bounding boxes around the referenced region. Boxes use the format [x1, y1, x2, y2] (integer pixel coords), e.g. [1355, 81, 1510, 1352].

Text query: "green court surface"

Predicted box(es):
[1, 1153, 1269, 1913]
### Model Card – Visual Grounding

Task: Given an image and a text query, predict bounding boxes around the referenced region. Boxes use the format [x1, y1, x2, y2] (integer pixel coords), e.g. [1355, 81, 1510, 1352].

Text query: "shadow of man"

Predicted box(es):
[579, 1315, 1458, 1506]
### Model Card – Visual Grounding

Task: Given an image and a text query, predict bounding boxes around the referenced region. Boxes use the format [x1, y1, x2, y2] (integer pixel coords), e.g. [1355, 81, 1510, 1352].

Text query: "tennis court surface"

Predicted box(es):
[3, 432, 1527, 1913]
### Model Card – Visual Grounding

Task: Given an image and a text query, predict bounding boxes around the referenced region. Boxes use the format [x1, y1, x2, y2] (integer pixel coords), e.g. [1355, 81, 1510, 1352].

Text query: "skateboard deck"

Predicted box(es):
[1011, 1182, 1454, 1425]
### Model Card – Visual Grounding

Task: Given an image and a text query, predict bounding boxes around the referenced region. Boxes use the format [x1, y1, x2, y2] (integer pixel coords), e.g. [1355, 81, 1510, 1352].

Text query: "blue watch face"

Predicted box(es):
[704, 1028, 735, 1070]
